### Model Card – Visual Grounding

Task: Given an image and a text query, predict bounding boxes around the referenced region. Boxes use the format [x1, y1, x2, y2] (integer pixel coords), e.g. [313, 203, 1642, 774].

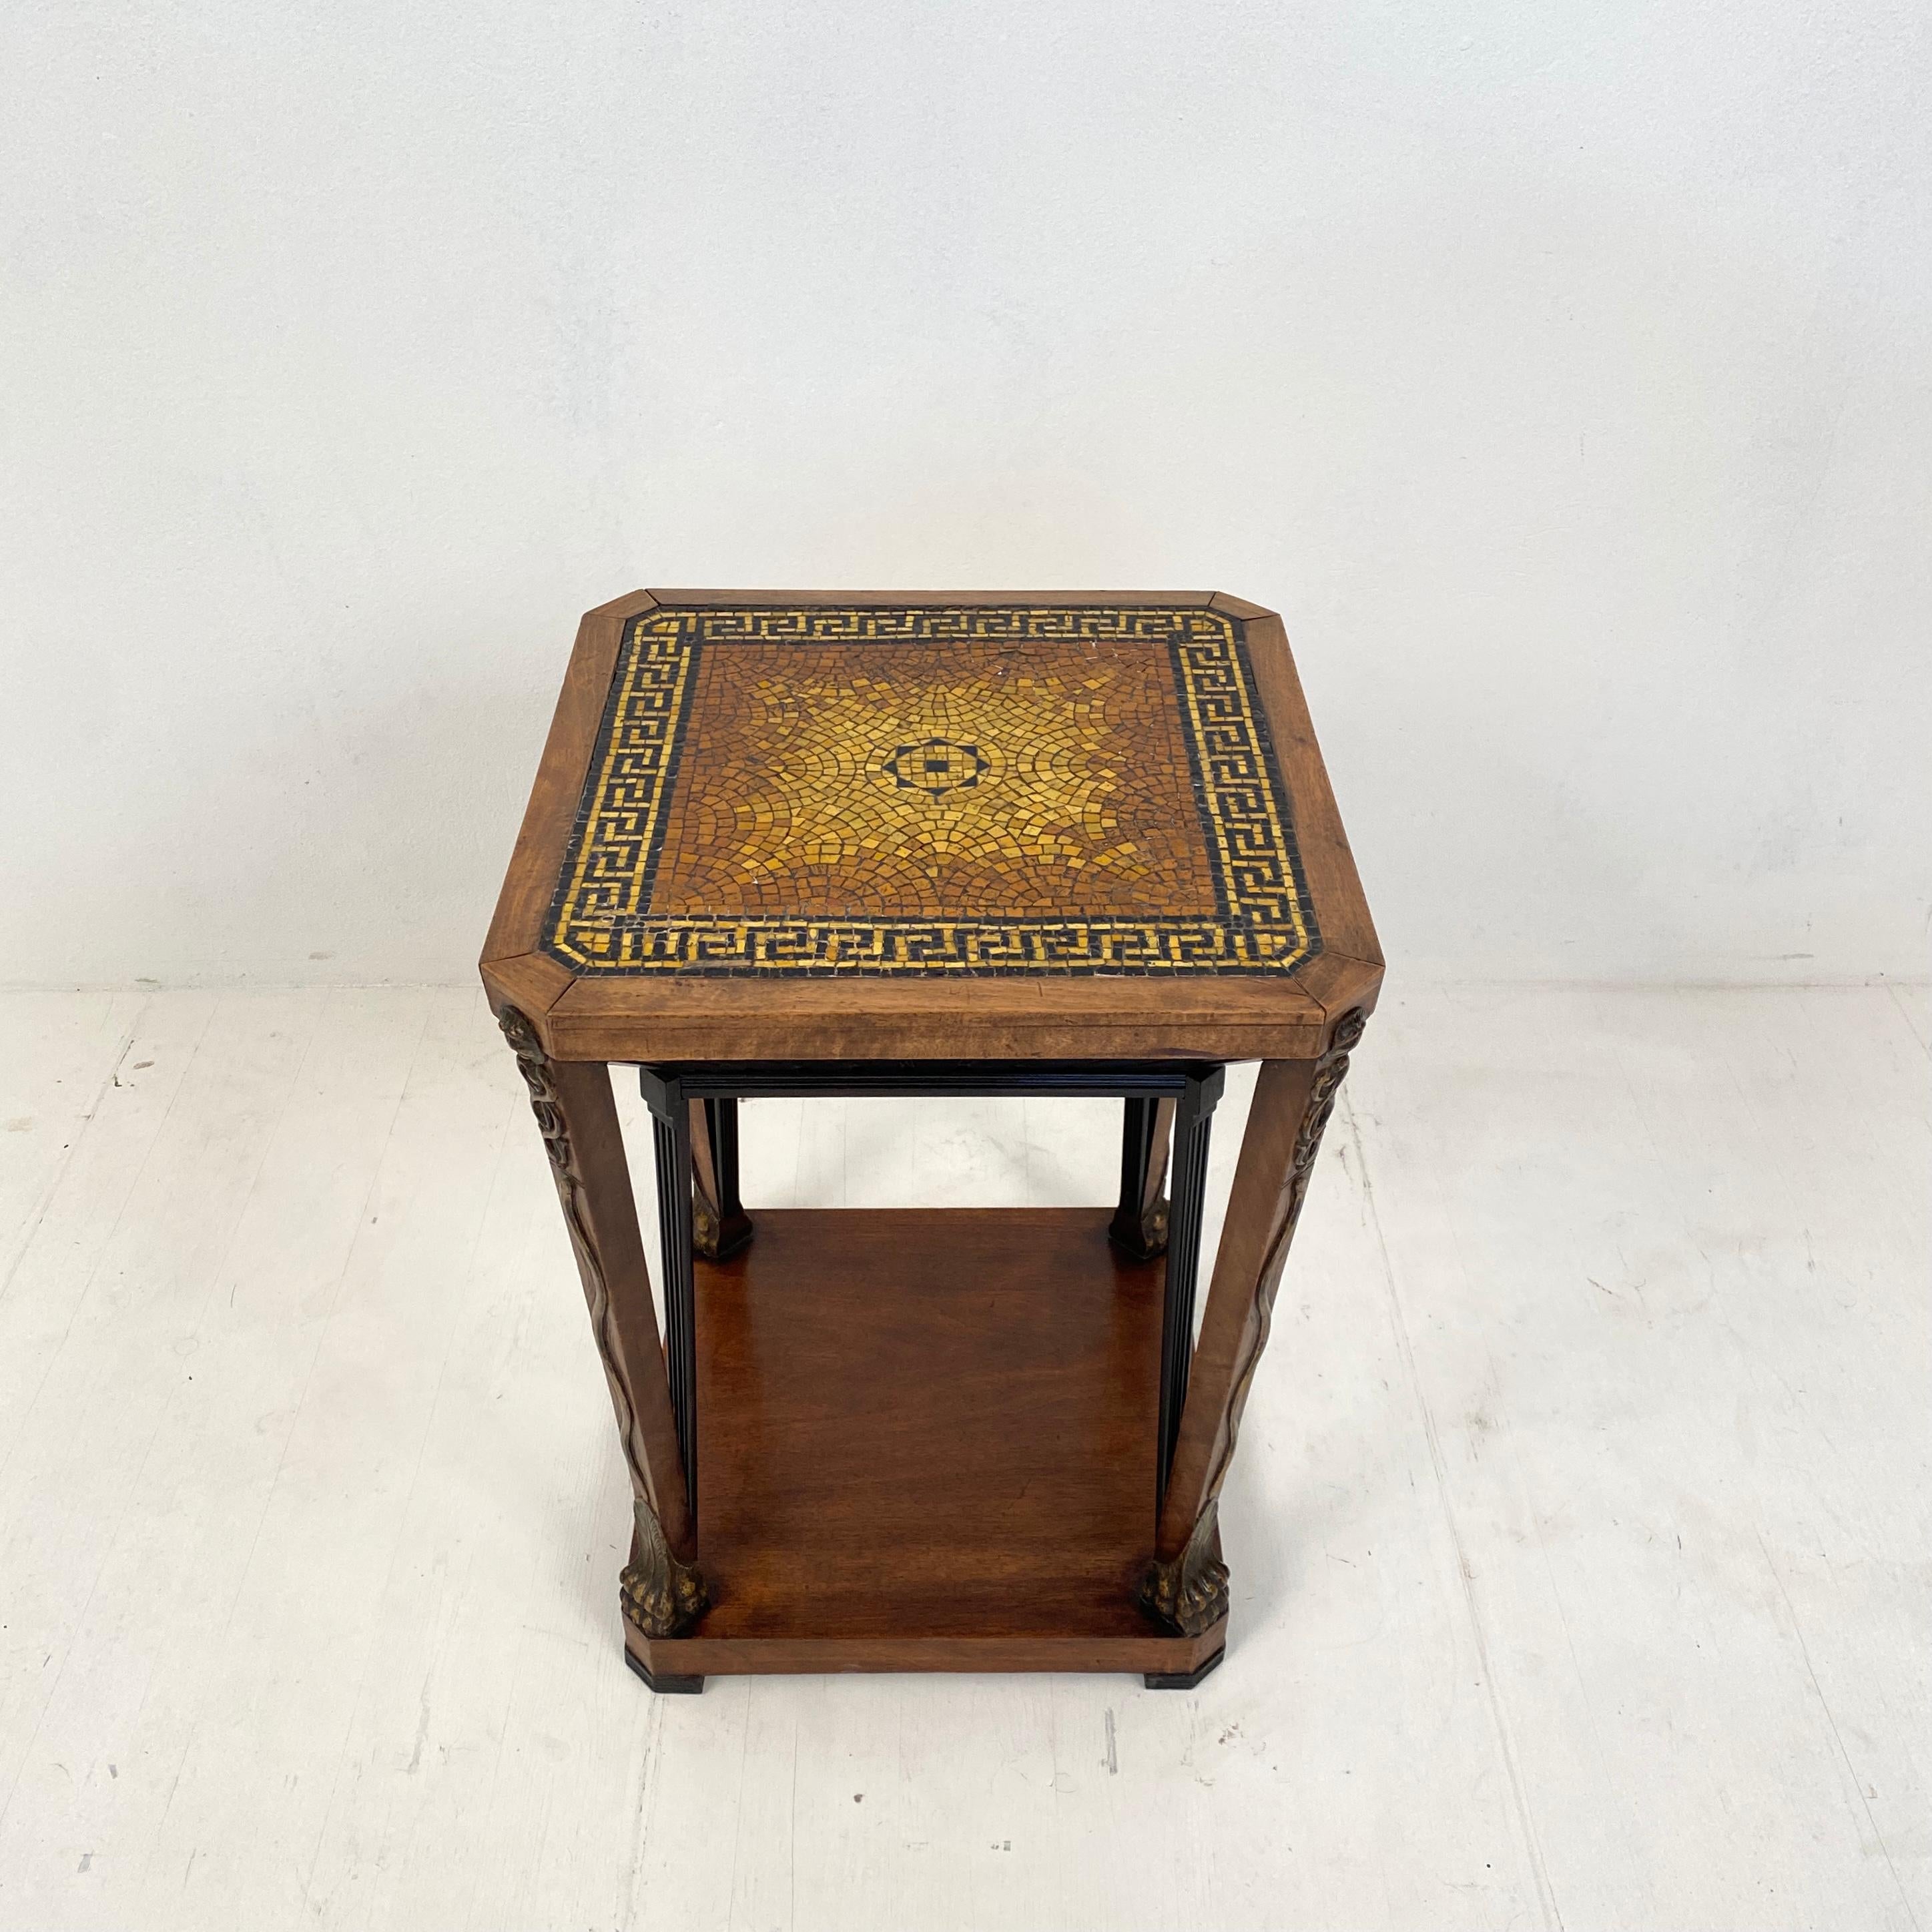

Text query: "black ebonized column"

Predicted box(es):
[1156, 1066, 1225, 1511]
[638, 1068, 699, 1526]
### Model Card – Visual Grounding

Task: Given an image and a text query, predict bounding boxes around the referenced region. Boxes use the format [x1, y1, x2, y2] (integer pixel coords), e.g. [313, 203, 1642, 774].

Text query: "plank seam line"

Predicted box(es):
[1886, 983, 1932, 1062]
[298, 996, 523, 1921]
[1758, 1533, 1923, 1932]
[0, 996, 147, 1309]
[1339, 1088, 1566, 1932]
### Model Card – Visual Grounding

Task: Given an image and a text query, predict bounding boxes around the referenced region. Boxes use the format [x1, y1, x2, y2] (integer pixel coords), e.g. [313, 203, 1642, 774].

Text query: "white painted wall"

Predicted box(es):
[3, 1, 1927, 986]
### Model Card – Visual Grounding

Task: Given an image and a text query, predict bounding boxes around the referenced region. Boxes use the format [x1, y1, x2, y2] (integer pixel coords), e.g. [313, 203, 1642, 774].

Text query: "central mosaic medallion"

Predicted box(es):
[882, 738, 989, 796]
[547, 605, 1319, 975]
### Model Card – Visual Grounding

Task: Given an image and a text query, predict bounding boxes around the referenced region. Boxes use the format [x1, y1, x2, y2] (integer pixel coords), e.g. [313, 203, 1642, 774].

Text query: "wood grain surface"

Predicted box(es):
[624, 1206, 1221, 1676]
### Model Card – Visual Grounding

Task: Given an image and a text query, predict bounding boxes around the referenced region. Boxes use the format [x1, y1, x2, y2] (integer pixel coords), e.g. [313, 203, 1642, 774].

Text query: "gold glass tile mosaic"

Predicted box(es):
[545, 605, 1321, 975]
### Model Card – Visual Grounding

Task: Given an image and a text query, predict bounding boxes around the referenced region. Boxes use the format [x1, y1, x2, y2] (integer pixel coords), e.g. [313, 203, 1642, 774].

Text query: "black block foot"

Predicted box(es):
[1143, 1647, 1226, 1691]
[1106, 1221, 1169, 1263]
[624, 1646, 705, 1694]
[705, 1211, 754, 1261]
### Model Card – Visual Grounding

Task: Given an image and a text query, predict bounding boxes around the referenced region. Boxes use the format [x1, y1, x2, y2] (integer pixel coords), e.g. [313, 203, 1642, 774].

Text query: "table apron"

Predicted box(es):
[637, 1060, 1227, 1105]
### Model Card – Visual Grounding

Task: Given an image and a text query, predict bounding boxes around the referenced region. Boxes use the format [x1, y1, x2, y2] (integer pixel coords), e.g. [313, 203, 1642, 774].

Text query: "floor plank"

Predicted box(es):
[0, 989, 149, 1296]
[1341, 985, 1929, 1931]
[0, 985, 1923, 1931]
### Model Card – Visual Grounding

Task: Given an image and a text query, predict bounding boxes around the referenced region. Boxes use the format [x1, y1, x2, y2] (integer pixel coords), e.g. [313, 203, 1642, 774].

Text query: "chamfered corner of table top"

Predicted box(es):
[483, 589, 1381, 1064]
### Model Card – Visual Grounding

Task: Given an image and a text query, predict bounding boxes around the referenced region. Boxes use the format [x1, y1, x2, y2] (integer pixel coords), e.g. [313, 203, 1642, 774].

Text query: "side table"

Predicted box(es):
[480, 592, 1381, 1691]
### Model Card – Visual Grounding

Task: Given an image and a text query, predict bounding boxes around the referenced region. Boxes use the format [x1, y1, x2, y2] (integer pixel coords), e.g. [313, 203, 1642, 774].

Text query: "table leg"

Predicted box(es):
[1109, 1096, 1175, 1261]
[497, 1010, 707, 1643]
[1141, 1010, 1367, 1636]
[689, 1097, 754, 1259]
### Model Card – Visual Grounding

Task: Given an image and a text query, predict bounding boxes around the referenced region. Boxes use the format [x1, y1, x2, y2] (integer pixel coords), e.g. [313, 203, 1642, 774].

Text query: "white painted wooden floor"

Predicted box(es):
[0, 984, 1925, 1931]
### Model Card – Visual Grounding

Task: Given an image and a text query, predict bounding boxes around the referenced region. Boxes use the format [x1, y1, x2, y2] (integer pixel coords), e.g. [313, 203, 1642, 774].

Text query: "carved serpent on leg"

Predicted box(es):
[1140, 1008, 1367, 1636]
[499, 1006, 708, 1638]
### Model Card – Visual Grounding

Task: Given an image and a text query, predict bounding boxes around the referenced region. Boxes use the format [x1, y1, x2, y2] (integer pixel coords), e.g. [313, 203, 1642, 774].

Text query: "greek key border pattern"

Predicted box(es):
[546, 606, 1321, 976]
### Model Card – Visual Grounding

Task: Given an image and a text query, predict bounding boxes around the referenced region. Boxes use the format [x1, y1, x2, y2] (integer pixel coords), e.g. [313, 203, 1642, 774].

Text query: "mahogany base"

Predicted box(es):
[622, 1207, 1229, 1686]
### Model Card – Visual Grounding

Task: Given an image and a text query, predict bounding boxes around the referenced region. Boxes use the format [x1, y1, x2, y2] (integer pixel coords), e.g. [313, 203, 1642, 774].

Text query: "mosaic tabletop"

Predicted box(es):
[544, 605, 1321, 976]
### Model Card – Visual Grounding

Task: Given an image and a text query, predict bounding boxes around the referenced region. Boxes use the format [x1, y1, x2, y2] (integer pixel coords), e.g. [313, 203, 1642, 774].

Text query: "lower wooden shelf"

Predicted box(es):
[624, 1206, 1227, 1685]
